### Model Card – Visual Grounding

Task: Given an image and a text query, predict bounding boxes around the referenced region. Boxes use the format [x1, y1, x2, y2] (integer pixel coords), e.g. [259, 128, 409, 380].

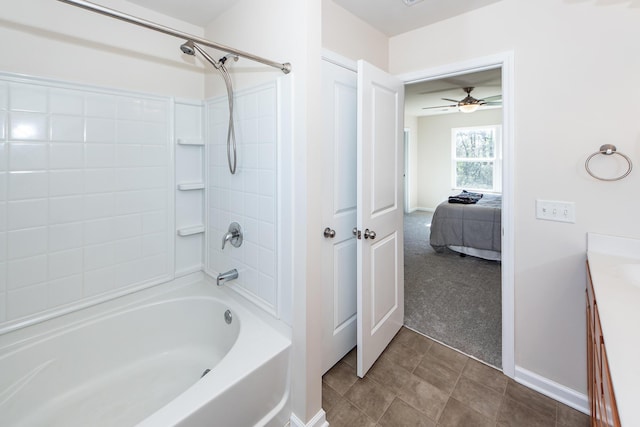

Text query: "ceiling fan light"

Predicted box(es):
[402, 0, 424, 6]
[458, 103, 480, 113]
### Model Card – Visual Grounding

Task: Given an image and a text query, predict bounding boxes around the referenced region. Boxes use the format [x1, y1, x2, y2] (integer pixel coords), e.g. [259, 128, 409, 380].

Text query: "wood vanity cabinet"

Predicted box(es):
[586, 262, 621, 427]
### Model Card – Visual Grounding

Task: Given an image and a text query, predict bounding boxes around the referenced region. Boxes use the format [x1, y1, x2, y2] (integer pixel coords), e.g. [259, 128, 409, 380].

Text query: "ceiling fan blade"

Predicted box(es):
[484, 101, 502, 106]
[441, 98, 460, 103]
[422, 104, 457, 110]
[481, 95, 502, 101]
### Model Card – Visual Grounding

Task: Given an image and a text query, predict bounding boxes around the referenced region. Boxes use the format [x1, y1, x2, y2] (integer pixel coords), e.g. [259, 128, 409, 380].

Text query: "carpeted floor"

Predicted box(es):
[404, 210, 502, 368]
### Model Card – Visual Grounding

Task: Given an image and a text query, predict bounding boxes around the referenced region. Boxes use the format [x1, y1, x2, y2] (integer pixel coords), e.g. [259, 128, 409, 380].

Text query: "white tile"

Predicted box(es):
[84, 169, 115, 193]
[0, 83, 7, 110]
[258, 143, 276, 170]
[83, 193, 114, 220]
[258, 247, 276, 278]
[244, 194, 259, 219]
[9, 112, 48, 141]
[257, 87, 276, 117]
[142, 232, 166, 256]
[0, 174, 5, 201]
[259, 222, 276, 251]
[259, 196, 275, 224]
[116, 144, 142, 167]
[0, 290, 6, 323]
[51, 115, 84, 142]
[139, 189, 165, 213]
[83, 266, 115, 296]
[114, 237, 141, 263]
[8, 199, 48, 230]
[244, 169, 258, 194]
[258, 170, 275, 197]
[49, 222, 83, 252]
[49, 196, 84, 224]
[50, 89, 84, 115]
[47, 274, 83, 308]
[85, 94, 117, 118]
[7, 282, 48, 320]
[117, 97, 143, 120]
[141, 145, 167, 167]
[50, 143, 84, 169]
[258, 115, 276, 143]
[9, 84, 47, 112]
[242, 217, 259, 243]
[142, 211, 166, 234]
[84, 242, 115, 271]
[115, 259, 143, 287]
[257, 272, 276, 306]
[114, 214, 141, 240]
[85, 118, 116, 143]
[115, 191, 142, 215]
[7, 255, 47, 289]
[141, 253, 168, 278]
[8, 227, 47, 260]
[228, 190, 243, 216]
[48, 248, 83, 280]
[243, 143, 258, 169]
[83, 218, 114, 245]
[240, 119, 258, 144]
[141, 99, 168, 122]
[142, 123, 168, 145]
[0, 142, 7, 171]
[244, 241, 259, 269]
[0, 113, 6, 141]
[9, 142, 48, 170]
[0, 232, 6, 260]
[49, 170, 84, 197]
[8, 171, 48, 200]
[117, 120, 147, 144]
[85, 143, 114, 168]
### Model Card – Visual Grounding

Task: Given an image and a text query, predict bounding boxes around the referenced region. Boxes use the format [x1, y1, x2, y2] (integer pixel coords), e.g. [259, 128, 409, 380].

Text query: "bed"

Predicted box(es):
[429, 193, 502, 261]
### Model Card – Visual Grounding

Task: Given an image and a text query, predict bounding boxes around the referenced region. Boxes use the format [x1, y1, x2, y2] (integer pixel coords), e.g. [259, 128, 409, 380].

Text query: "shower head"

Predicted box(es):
[180, 40, 195, 56]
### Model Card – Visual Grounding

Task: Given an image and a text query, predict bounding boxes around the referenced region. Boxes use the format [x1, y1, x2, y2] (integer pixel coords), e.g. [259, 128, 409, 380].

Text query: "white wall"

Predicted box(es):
[0, 0, 205, 99]
[404, 115, 419, 212]
[390, 0, 640, 394]
[322, 0, 389, 70]
[415, 109, 502, 210]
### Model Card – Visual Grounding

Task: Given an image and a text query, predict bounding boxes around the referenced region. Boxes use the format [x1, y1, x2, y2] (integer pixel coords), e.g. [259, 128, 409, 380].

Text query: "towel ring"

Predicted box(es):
[585, 144, 633, 181]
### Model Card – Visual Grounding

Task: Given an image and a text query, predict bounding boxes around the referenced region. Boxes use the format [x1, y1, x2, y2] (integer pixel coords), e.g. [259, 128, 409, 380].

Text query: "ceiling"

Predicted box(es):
[333, 0, 502, 36]
[125, 0, 502, 117]
[405, 68, 502, 117]
[127, 0, 502, 36]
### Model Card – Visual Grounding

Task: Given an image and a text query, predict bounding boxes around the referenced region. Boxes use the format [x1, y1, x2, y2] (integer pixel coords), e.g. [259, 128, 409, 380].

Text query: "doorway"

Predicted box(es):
[399, 54, 515, 376]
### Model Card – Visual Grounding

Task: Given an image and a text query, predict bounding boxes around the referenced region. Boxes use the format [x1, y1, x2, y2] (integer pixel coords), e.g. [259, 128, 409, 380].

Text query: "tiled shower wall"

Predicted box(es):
[206, 82, 279, 314]
[0, 75, 172, 327]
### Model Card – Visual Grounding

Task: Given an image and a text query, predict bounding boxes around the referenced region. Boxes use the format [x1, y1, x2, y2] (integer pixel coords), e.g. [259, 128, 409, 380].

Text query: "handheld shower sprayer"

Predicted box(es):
[180, 40, 238, 175]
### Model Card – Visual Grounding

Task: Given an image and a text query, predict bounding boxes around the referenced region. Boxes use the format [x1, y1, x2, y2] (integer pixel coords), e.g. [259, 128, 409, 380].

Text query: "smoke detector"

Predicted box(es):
[402, 0, 424, 6]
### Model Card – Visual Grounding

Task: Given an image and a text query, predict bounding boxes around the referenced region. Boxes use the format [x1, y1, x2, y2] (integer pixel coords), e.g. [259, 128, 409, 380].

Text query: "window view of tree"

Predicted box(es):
[452, 126, 501, 192]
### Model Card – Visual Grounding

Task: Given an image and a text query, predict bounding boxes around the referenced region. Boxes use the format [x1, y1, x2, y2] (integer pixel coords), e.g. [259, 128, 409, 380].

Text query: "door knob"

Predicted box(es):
[323, 227, 336, 238]
[364, 229, 376, 240]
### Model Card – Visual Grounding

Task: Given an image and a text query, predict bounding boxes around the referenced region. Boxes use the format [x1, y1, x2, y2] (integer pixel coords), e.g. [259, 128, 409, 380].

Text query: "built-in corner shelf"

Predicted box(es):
[176, 138, 204, 146]
[177, 225, 205, 237]
[177, 182, 205, 191]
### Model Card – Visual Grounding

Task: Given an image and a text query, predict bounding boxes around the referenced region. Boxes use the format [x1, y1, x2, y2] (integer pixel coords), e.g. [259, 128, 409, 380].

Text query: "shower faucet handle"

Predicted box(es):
[222, 222, 243, 250]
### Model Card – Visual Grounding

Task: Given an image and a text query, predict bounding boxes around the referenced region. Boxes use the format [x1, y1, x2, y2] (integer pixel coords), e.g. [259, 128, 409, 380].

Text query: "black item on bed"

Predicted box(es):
[448, 190, 483, 204]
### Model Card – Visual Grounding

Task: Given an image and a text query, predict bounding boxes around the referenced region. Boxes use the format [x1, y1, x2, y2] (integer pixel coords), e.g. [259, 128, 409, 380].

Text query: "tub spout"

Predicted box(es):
[216, 269, 238, 286]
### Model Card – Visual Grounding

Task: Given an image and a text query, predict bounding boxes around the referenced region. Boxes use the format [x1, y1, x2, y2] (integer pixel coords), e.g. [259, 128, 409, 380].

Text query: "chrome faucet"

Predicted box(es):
[222, 222, 243, 250]
[216, 269, 238, 286]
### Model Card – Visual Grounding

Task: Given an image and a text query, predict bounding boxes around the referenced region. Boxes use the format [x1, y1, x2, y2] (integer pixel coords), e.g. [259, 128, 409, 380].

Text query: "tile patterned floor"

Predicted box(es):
[322, 327, 589, 427]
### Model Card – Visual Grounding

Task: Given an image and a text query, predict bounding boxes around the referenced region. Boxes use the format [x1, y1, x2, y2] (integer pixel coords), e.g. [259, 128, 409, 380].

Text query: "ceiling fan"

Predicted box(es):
[423, 87, 501, 113]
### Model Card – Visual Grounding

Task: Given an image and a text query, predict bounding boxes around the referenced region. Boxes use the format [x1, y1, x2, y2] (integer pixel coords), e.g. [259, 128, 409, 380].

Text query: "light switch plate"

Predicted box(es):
[536, 199, 576, 223]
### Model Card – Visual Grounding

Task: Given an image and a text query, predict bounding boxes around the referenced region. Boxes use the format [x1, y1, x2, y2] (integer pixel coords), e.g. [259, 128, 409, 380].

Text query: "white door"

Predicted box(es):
[321, 60, 358, 373]
[356, 60, 405, 377]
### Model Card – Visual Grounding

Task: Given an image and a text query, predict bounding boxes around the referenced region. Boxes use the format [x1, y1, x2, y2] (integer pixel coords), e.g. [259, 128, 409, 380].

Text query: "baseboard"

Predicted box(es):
[290, 409, 328, 427]
[514, 366, 589, 415]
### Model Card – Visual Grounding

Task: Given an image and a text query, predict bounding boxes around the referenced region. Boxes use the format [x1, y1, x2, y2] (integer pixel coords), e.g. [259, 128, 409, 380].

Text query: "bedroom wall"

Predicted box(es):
[322, 0, 389, 71]
[390, 0, 640, 396]
[415, 109, 502, 210]
[404, 115, 419, 211]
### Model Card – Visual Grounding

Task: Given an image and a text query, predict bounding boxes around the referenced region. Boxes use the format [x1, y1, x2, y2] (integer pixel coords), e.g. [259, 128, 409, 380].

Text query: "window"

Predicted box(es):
[451, 125, 502, 192]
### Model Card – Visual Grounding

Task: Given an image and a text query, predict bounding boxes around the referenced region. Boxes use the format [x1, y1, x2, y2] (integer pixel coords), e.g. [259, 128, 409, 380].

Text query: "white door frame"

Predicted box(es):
[397, 52, 515, 378]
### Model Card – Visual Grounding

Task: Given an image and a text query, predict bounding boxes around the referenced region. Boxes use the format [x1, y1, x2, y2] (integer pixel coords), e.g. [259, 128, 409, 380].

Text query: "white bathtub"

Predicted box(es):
[0, 273, 291, 427]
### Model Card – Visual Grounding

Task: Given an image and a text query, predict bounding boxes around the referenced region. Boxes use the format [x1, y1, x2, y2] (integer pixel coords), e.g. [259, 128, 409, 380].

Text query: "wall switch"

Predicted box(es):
[536, 200, 576, 223]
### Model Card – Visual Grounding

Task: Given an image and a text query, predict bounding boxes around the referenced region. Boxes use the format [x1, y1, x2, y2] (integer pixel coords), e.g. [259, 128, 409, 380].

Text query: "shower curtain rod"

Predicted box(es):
[56, 0, 292, 74]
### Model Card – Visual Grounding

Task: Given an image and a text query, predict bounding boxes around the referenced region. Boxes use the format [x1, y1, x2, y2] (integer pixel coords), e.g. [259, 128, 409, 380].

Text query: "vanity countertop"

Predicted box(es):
[587, 232, 640, 427]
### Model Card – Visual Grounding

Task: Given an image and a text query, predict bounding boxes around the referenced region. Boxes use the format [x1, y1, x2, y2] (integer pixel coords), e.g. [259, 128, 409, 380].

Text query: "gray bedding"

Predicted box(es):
[429, 194, 502, 252]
